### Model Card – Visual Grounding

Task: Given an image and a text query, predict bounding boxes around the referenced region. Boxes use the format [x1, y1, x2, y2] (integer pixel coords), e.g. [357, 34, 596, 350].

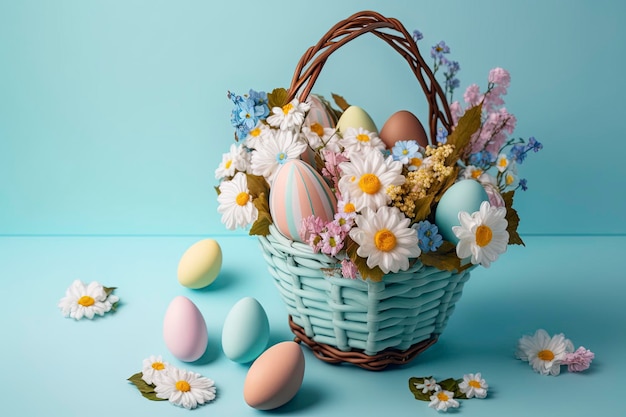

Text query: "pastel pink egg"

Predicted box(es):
[269, 159, 337, 242]
[243, 341, 305, 410]
[305, 94, 337, 128]
[163, 296, 208, 362]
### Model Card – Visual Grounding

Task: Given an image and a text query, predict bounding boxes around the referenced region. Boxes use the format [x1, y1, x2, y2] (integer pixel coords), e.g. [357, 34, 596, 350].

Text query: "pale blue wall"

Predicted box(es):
[1, 0, 624, 235]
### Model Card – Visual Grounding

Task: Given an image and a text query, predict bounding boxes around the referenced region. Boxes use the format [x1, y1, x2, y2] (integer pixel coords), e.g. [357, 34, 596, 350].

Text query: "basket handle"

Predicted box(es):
[286, 10, 452, 145]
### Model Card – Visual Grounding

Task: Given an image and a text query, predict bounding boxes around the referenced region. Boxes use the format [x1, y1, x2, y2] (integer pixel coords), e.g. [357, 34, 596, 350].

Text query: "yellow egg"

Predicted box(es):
[336, 105, 378, 135]
[177, 239, 222, 289]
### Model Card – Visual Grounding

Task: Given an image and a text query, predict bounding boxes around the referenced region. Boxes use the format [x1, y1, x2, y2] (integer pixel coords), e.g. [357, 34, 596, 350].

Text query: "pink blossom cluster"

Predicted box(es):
[562, 347, 595, 373]
[321, 149, 349, 190]
[450, 67, 517, 156]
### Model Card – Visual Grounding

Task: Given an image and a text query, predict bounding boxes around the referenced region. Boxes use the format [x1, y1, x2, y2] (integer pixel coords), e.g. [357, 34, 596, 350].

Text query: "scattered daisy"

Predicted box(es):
[250, 129, 307, 182]
[266, 98, 310, 131]
[155, 367, 216, 409]
[217, 172, 258, 230]
[341, 127, 386, 157]
[428, 390, 459, 412]
[338, 150, 404, 212]
[349, 206, 421, 274]
[453, 201, 509, 267]
[413, 377, 440, 394]
[58, 280, 118, 320]
[392, 140, 420, 164]
[141, 355, 171, 385]
[458, 373, 488, 399]
[215, 143, 248, 180]
[516, 329, 574, 376]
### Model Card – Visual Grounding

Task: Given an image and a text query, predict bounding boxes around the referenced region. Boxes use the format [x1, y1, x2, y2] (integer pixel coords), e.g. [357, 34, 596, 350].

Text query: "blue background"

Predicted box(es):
[1, 1, 624, 416]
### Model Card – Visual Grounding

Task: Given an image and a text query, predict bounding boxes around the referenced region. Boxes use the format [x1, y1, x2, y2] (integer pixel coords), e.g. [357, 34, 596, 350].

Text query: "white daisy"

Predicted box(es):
[266, 98, 310, 131]
[452, 201, 509, 267]
[243, 122, 271, 150]
[516, 329, 574, 376]
[302, 122, 336, 150]
[338, 151, 404, 212]
[496, 153, 510, 172]
[413, 377, 440, 394]
[250, 129, 307, 182]
[349, 206, 421, 274]
[428, 390, 459, 412]
[340, 127, 385, 157]
[154, 367, 216, 409]
[58, 280, 116, 320]
[503, 161, 519, 188]
[458, 373, 488, 398]
[217, 172, 258, 230]
[462, 165, 485, 181]
[215, 143, 248, 180]
[141, 355, 171, 385]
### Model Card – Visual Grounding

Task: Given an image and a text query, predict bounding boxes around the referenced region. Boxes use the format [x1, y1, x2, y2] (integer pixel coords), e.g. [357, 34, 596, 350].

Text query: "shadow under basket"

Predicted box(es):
[258, 225, 471, 371]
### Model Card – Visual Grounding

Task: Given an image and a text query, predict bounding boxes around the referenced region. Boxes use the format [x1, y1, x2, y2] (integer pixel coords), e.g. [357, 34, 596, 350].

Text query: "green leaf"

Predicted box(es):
[502, 190, 525, 246]
[331, 93, 350, 111]
[103, 287, 116, 297]
[249, 192, 272, 236]
[445, 103, 482, 164]
[438, 377, 458, 392]
[268, 87, 288, 109]
[346, 238, 384, 282]
[420, 241, 463, 272]
[408, 377, 432, 402]
[140, 391, 167, 401]
[246, 173, 270, 198]
[127, 372, 168, 401]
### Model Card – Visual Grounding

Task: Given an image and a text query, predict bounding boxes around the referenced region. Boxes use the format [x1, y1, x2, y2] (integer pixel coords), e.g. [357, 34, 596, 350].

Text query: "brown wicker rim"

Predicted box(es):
[285, 10, 453, 145]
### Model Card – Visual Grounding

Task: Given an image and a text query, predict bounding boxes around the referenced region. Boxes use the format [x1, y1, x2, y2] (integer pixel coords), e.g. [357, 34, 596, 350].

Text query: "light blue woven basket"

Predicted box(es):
[258, 225, 471, 369]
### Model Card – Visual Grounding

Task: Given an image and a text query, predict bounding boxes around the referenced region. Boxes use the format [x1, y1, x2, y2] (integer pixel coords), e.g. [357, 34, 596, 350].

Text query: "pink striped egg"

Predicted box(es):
[269, 159, 337, 242]
[305, 94, 337, 128]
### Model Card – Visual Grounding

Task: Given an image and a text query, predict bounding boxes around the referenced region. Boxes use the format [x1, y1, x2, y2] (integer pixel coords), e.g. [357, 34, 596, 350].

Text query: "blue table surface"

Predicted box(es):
[1, 235, 623, 416]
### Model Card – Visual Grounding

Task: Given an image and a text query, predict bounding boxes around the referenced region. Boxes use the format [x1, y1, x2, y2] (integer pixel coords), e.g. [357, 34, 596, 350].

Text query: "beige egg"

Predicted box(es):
[336, 105, 378, 135]
[177, 239, 222, 289]
[379, 110, 429, 148]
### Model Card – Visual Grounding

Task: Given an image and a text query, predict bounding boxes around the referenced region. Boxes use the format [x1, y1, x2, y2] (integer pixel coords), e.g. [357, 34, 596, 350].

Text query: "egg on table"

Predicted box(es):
[269, 159, 336, 242]
[435, 179, 490, 243]
[163, 295, 208, 362]
[177, 238, 222, 289]
[221, 297, 270, 364]
[243, 341, 305, 410]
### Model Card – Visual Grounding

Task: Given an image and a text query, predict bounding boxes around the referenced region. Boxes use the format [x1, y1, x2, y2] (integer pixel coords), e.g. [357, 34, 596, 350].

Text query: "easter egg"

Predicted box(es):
[163, 296, 208, 362]
[435, 180, 490, 244]
[379, 110, 429, 148]
[336, 105, 378, 135]
[222, 297, 270, 363]
[305, 94, 337, 128]
[243, 341, 305, 410]
[269, 159, 337, 242]
[177, 238, 222, 289]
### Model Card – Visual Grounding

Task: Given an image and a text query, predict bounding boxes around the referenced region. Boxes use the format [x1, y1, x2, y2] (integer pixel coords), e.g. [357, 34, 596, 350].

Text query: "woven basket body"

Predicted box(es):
[259, 11, 469, 370]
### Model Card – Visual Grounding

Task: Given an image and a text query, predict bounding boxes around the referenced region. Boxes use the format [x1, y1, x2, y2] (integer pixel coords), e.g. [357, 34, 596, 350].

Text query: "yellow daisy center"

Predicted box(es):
[538, 349, 555, 361]
[282, 103, 294, 115]
[374, 229, 397, 252]
[358, 173, 381, 194]
[249, 127, 261, 137]
[235, 192, 250, 206]
[437, 392, 450, 401]
[175, 380, 191, 392]
[475, 225, 493, 247]
[469, 380, 481, 388]
[151, 362, 165, 371]
[471, 169, 483, 179]
[344, 202, 356, 213]
[77, 296, 95, 307]
[402, 149, 409, 155]
[310, 123, 324, 137]
[498, 158, 508, 168]
[356, 133, 370, 143]
[410, 157, 422, 167]
[225, 160, 232, 169]
[505, 173, 515, 185]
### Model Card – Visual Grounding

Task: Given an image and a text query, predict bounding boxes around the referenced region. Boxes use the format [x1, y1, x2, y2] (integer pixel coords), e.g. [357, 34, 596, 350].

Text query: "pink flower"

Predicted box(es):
[562, 347, 595, 372]
[341, 258, 358, 279]
[320, 221, 344, 257]
[321, 149, 349, 190]
[488, 67, 511, 88]
[449, 101, 463, 125]
[463, 84, 482, 107]
[301, 215, 326, 253]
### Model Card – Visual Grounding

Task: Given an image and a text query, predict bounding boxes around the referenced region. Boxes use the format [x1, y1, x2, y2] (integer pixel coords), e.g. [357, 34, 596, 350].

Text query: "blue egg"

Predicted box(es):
[435, 180, 489, 244]
[222, 297, 270, 363]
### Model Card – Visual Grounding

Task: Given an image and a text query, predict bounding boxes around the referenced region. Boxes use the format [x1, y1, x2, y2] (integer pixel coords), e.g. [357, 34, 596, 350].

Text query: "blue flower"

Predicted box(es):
[436, 126, 448, 144]
[508, 144, 527, 163]
[392, 140, 420, 164]
[519, 178, 528, 191]
[528, 136, 543, 152]
[416, 220, 443, 252]
[413, 30, 424, 42]
[469, 151, 495, 169]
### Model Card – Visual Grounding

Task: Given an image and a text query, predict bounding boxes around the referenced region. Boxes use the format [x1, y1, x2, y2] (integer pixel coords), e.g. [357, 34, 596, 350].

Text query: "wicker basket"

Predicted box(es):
[258, 11, 469, 371]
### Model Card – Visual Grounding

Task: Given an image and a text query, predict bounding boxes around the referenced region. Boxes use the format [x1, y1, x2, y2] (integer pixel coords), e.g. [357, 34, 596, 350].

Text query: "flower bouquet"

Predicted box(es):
[215, 11, 541, 370]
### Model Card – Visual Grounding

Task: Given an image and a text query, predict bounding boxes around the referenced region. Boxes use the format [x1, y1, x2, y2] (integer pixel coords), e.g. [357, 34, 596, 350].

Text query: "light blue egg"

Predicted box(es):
[435, 179, 489, 244]
[222, 297, 270, 363]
